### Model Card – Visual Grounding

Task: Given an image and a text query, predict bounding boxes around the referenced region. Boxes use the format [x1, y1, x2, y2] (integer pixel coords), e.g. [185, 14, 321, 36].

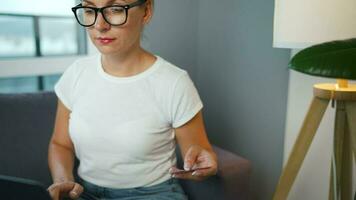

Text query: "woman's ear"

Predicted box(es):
[142, 0, 153, 25]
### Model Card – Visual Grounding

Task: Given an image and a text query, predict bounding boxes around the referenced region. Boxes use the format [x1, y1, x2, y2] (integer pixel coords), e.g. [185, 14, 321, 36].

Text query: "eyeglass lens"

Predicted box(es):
[75, 6, 127, 26]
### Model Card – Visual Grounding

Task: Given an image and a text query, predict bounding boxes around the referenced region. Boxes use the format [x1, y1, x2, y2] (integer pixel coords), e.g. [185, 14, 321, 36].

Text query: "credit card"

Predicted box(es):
[172, 167, 211, 174]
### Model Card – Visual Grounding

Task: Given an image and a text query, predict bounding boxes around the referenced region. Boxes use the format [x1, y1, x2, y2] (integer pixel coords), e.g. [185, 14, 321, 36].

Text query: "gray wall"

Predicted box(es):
[196, 0, 290, 199]
[145, 0, 291, 199]
[143, 0, 199, 80]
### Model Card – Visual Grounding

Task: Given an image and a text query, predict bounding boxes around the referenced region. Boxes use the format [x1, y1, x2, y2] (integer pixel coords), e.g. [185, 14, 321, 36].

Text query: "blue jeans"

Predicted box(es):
[77, 177, 188, 200]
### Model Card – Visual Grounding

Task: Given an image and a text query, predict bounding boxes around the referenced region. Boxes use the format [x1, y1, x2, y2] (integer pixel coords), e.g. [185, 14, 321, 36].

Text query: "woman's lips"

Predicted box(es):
[97, 37, 116, 45]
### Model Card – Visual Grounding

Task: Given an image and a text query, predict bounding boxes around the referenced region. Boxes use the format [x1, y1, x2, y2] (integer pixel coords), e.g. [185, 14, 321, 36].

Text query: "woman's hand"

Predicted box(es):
[47, 181, 83, 200]
[169, 145, 218, 181]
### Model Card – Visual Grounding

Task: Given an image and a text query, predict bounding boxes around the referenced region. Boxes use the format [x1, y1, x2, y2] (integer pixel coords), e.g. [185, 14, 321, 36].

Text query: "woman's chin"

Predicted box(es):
[96, 46, 120, 55]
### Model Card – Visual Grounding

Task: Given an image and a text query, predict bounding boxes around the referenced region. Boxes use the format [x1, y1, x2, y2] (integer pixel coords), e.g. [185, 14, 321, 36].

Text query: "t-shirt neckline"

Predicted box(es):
[97, 54, 161, 83]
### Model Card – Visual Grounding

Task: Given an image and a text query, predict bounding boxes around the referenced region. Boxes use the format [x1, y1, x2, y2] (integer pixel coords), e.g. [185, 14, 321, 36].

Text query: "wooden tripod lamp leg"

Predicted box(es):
[341, 120, 352, 200]
[331, 101, 353, 200]
[328, 162, 335, 200]
[273, 97, 330, 200]
[345, 101, 356, 200]
[345, 102, 356, 163]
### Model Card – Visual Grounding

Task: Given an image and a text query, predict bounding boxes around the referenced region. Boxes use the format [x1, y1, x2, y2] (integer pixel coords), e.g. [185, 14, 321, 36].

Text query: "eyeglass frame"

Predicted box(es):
[71, 0, 147, 27]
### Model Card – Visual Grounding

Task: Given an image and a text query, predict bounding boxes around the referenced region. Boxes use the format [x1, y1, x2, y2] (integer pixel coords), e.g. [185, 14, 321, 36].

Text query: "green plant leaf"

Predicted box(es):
[289, 38, 356, 80]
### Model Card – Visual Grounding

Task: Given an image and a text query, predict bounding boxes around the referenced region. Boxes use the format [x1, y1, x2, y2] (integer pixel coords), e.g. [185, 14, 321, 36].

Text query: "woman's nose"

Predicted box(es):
[94, 12, 110, 31]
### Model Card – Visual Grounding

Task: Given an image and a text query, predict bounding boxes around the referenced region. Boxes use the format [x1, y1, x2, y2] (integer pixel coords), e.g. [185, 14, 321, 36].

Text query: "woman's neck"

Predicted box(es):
[101, 46, 154, 77]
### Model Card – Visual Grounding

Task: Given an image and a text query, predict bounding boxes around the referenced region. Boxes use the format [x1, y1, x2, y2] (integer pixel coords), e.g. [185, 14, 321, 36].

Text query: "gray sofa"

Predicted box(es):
[0, 92, 252, 200]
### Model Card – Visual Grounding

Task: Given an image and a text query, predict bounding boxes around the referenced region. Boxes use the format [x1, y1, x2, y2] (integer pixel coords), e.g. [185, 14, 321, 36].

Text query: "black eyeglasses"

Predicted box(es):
[71, 0, 147, 27]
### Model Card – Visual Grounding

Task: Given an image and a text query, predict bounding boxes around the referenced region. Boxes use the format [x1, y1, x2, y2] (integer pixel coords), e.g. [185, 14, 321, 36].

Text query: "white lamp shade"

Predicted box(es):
[273, 0, 356, 49]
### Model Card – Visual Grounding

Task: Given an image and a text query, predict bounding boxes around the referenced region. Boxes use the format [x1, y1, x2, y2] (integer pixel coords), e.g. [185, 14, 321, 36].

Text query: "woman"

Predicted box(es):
[47, 0, 217, 199]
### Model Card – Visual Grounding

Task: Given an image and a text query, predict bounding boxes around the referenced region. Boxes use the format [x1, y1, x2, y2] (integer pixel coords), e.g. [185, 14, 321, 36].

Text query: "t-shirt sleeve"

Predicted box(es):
[170, 72, 203, 128]
[54, 62, 78, 111]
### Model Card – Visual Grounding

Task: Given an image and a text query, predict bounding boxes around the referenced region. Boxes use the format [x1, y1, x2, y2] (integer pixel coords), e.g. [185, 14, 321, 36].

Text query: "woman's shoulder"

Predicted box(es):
[65, 54, 98, 74]
[72, 54, 99, 68]
[59, 55, 98, 85]
[155, 56, 188, 80]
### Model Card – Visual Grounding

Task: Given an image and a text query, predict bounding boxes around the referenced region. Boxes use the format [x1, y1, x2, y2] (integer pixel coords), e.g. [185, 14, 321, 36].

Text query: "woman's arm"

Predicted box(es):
[173, 110, 218, 180]
[48, 99, 75, 182]
[47, 99, 83, 199]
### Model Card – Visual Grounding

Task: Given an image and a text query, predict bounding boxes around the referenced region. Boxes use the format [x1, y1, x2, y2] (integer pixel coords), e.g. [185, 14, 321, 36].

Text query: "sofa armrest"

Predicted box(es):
[178, 145, 252, 200]
[214, 145, 252, 199]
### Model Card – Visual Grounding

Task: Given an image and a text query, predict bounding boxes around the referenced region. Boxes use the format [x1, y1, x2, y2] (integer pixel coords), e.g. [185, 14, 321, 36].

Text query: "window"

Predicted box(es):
[0, 16, 36, 58]
[0, 14, 86, 58]
[39, 17, 79, 56]
[43, 74, 62, 91]
[0, 0, 87, 94]
[0, 76, 38, 93]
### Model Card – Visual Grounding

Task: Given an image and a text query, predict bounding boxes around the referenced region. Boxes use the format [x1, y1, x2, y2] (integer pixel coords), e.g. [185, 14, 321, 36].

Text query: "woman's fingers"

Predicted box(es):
[47, 185, 60, 200]
[171, 145, 218, 181]
[48, 183, 65, 200]
[183, 145, 201, 170]
[47, 181, 83, 200]
[69, 183, 84, 199]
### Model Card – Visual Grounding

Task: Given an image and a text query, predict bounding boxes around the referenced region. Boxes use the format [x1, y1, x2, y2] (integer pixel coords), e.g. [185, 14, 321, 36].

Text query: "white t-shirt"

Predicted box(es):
[54, 54, 203, 189]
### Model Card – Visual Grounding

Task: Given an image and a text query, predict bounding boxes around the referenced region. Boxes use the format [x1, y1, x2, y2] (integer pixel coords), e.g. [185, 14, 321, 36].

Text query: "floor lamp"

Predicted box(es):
[272, 0, 356, 199]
